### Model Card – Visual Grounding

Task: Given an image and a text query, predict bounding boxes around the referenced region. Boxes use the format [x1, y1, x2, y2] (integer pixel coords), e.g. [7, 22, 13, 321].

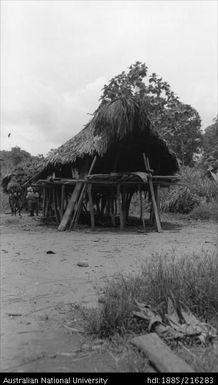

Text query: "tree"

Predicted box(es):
[160, 103, 202, 166]
[201, 117, 218, 170]
[10, 146, 32, 166]
[98, 62, 202, 166]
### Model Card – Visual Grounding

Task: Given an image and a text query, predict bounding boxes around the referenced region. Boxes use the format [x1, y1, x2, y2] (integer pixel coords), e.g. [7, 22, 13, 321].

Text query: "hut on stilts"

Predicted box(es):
[36, 97, 179, 232]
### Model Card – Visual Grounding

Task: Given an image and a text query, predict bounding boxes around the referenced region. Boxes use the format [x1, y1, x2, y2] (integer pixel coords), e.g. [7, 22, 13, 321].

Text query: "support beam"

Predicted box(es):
[42, 187, 46, 217]
[53, 189, 59, 223]
[143, 154, 162, 233]
[58, 182, 83, 231]
[60, 184, 65, 219]
[117, 184, 124, 230]
[87, 184, 95, 230]
[58, 156, 96, 231]
[139, 186, 146, 230]
[71, 156, 97, 228]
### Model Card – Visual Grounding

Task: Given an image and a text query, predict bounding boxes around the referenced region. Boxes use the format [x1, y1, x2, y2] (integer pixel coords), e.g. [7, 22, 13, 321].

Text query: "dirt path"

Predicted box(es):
[0, 213, 217, 372]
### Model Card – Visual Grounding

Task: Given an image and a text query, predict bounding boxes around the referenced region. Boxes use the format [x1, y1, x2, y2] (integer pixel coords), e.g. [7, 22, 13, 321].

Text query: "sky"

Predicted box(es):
[1, 0, 217, 156]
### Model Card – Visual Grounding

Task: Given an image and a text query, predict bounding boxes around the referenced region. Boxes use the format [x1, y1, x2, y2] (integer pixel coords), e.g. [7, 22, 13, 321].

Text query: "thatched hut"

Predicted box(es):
[43, 98, 178, 177]
[36, 97, 180, 231]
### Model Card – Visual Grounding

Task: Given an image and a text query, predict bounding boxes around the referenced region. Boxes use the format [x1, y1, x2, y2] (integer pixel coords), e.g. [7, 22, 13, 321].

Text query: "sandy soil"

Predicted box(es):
[0, 213, 217, 372]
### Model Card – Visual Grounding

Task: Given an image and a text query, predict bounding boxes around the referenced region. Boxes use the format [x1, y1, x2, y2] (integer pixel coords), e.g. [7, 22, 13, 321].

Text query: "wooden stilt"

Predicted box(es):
[58, 182, 83, 230]
[87, 184, 95, 230]
[42, 187, 46, 217]
[149, 203, 155, 225]
[139, 186, 143, 221]
[156, 184, 160, 212]
[143, 154, 162, 233]
[60, 184, 65, 219]
[110, 195, 116, 226]
[117, 184, 124, 230]
[121, 190, 126, 226]
[59, 157, 96, 231]
[139, 186, 146, 230]
[71, 156, 97, 228]
[100, 196, 106, 216]
[53, 189, 59, 223]
[45, 189, 50, 217]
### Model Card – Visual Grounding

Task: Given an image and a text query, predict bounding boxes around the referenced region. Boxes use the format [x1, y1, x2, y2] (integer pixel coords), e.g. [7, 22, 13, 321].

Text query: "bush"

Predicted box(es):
[162, 185, 200, 213]
[85, 250, 218, 337]
[189, 201, 218, 221]
[161, 166, 218, 214]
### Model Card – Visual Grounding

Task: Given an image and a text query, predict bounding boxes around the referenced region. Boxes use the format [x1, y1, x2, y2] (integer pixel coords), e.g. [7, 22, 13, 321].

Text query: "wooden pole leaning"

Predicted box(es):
[143, 153, 162, 233]
[70, 156, 97, 229]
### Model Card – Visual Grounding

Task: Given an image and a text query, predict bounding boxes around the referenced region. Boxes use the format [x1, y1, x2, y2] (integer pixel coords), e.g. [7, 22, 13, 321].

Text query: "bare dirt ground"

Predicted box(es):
[0, 213, 217, 372]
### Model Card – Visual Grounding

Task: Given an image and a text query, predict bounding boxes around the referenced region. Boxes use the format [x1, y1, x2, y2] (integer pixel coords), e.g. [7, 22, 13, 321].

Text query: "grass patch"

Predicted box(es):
[84, 250, 218, 338]
[189, 201, 218, 221]
[176, 343, 218, 373]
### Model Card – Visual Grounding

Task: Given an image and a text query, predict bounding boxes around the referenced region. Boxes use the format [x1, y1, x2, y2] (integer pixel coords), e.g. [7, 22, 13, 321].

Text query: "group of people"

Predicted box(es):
[26, 186, 40, 216]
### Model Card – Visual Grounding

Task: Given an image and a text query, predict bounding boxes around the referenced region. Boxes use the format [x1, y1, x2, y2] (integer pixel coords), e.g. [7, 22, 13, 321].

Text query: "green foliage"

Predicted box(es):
[189, 201, 218, 221]
[162, 185, 200, 214]
[161, 166, 218, 214]
[0, 147, 45, 193]
[98, 62, 202, 165]
[0, 147, 32, 176]
[85, 250, 218, 338]
[201, 117, 218, 171]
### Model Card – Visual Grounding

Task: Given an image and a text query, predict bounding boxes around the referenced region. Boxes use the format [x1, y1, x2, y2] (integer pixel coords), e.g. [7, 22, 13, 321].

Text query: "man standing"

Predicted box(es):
[26, 186, 35, 216]
[33, 189, 40, 216]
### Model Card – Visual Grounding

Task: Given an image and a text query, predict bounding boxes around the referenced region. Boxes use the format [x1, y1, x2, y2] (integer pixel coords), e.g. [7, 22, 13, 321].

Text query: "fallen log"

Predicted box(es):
[131, 333, 194, 373]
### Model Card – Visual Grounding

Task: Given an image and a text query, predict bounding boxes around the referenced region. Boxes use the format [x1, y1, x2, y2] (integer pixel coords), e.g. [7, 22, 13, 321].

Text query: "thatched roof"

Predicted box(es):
[42, 98, 179, 176]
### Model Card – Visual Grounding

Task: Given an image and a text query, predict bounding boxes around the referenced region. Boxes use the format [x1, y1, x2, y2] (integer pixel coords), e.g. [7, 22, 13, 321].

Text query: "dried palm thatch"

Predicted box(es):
[43, 98, 179, 176]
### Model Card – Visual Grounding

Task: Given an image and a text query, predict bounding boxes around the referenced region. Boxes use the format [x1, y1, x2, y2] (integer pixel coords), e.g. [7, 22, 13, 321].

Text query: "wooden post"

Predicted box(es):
[156, 183, 160, 212]
[71, 156, 97, 228]
[45, 189, 50, 217]
[60, 184, 65, 219]
[58, 157, 96, 231]
[143, 154, 162, 233]
[139, 187, 146, 230]
[87, 183, 95, 230]
[110, 195, 116, 227]
[42, 187, 46, 217]
[117, 184, 124, 230]
[58, 182, 83, 230]
[53, 188, 59, 223]
[139, 186, 143, 221]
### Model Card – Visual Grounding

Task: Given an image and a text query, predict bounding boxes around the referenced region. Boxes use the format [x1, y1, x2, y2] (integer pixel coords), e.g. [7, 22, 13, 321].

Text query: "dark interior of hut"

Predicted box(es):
[45, 129, 178, 179]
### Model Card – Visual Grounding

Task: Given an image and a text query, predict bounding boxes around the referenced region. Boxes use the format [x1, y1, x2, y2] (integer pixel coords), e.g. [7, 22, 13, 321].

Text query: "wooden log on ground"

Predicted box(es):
[131, 333, 194, 373]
